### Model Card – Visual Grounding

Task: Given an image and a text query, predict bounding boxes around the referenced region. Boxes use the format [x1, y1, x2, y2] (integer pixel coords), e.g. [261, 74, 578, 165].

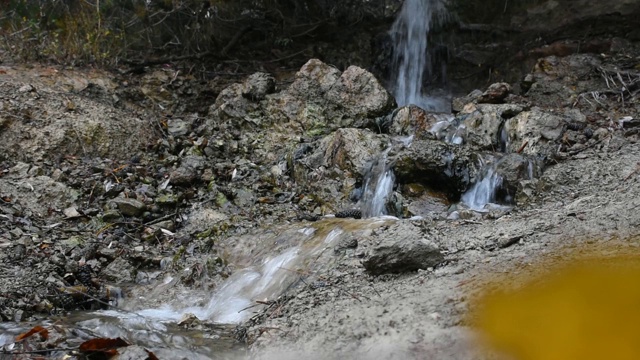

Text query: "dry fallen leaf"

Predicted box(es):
[15, 325, 48, 341]
[79, 337, 129, 353]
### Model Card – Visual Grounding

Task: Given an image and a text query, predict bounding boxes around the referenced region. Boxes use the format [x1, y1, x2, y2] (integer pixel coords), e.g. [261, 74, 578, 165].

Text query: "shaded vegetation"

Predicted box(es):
[0, 0, 400, 67]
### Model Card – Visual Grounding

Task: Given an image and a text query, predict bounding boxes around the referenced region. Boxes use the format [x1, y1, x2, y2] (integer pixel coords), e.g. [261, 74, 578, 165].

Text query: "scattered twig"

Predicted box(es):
[221, 25, 253, 56]
[567, 136, 607, 156]
[516, 141, 529, 154]
[267, 47, 311, 63]
[142, 212, 179, 227]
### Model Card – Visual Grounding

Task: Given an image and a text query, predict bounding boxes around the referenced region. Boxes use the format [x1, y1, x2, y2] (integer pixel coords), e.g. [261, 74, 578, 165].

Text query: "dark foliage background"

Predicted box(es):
[0, 0, 401, 67]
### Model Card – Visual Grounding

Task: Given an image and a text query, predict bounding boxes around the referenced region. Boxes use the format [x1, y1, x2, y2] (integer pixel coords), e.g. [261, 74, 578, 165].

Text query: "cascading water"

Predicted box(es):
[460, 160, 502, 211]
[360, 149, 396, 218]
[390, 0, 450, 112]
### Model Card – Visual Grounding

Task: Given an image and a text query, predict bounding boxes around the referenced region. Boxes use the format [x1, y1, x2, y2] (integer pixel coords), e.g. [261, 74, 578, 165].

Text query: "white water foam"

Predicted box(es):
[361, 150, 396, 218]
[390, 0, 450, 112]
[461, 164, 502, 211]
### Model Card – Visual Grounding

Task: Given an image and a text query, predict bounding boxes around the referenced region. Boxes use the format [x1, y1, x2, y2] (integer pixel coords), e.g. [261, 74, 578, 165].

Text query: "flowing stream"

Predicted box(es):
[460, 158, 502, 211]
[360, 149, 396, 218]
[9, 219, 398, 358]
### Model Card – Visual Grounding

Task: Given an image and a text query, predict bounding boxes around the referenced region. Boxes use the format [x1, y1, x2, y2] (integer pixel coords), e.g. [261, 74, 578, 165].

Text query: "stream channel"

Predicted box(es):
[0, 0, 534, 357]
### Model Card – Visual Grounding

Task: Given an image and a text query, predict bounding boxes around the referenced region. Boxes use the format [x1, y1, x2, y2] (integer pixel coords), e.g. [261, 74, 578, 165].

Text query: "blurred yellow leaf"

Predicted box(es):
[473, 255, 640, 360]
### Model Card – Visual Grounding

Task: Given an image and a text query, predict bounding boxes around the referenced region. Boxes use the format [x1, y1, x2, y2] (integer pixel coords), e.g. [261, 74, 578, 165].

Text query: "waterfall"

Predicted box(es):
[360, 150, 396, 218]
[460, 162, 502, 211]
[390, 0, 450, 112]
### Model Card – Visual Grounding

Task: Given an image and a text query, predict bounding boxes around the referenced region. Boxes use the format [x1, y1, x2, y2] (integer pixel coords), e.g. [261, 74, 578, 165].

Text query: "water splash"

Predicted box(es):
[360, 150, 396, 218]
[428, 114, 467, 144]
[390, 0, 450, 112]
[461, 163, 502, 210]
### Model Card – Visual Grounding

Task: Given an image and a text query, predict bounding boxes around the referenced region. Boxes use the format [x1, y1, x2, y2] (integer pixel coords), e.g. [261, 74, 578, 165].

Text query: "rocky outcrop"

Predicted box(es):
[387, 105, 446, 140]
[208, 59, 394, 137]
[325, 65, 395, 118]
[493, 153, 544, 203]
[477, 82, 511, 104]
[392, 139, 479, 199]
[504, 107, 565, 160]
[265, 59, 395, 135]
[295, 128, 386, 179]
[460, 103, 525, 151]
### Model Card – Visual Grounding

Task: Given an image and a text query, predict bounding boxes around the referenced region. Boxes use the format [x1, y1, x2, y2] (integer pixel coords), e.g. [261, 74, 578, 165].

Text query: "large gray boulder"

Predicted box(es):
[363, 222, 444, 275]
[287, 59, 342, 100]
[266, 59, 395, 134]
[325, 65, 395, 118]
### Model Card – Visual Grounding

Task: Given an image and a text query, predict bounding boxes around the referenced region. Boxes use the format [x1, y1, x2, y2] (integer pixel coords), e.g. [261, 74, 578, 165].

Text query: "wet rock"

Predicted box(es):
[102, 257, 135, 283]
[111, 198, 146, 217]
[478, 82, 511, 104]
[171, 155, 205, 185]
[452, 89, 483, 112]
[461, 104, 524, 150]
[384, 191, 405, 218]
[337, 235, 358, 249]
[363, 223, 444, 275]
[504, 107, 565, 159]
[494, 154, 543, 203]
[242, 72, 276, 101]
[115, 345, 152, 360]
[388, 105, 445, 139]
[405, 189, 450, 217]
[393, 139, 479, 199]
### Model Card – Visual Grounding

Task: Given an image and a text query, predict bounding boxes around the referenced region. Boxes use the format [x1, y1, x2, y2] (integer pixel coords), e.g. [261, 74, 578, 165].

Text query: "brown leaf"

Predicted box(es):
[79, 337, 129, 352]
[146, 349, 160, 360]
[15, 325, 48, 341]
